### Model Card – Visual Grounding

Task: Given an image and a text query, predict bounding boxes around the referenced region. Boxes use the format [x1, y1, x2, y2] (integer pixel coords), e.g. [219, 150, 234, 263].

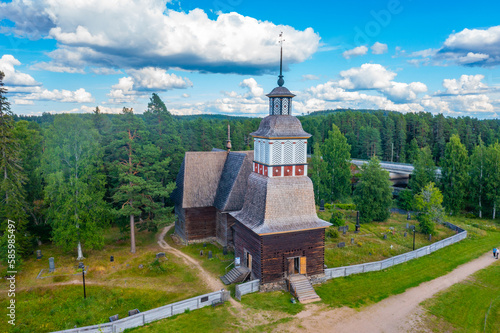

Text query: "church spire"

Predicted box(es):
[278, 32, 284, 87]
[226, 123, 232, 152]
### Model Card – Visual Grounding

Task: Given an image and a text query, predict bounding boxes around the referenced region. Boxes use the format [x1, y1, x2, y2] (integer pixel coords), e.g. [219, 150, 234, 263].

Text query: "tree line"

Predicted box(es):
[1, 68, 500, 270]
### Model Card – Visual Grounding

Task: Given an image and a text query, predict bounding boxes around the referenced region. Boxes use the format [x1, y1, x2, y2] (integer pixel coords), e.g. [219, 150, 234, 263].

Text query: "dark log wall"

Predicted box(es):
[261, 228, 326, 283]
[233, 222, 262, 281]
[185, 206, 217, 241]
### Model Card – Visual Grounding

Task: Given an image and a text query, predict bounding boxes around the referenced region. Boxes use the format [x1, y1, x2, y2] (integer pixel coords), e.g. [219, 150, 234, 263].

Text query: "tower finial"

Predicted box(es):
[226, 123, 232, 152]
[278, 32, 284, 87]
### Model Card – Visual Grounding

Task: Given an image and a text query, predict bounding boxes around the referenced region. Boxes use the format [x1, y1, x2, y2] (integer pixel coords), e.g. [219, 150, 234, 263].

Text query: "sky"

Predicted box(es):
[0, 0, 499, 118]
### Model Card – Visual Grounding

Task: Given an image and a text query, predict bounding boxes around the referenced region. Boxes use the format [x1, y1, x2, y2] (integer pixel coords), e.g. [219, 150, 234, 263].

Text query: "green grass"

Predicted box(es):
[241, 291, 304, 315]
[316, 217, 500, 308]
[0, 227, 209, 333]
[166, 228, 234, 277]
[125, 305, 236, 332]
[324, 212, 455, 267]
[0, 285, 190, 333]
[423, 263, 500, 333]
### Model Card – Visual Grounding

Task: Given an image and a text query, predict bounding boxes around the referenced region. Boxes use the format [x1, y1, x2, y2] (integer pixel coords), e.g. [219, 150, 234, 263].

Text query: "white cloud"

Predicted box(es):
[371, 42, 388, 55]
[239, 78, 264, 98]
[0, 55, 40, 86]
[0, 0, 320, 74]
[107, 68, 192, 104]
[17, 88, 94, 103]
[407, 25, 500, 67]
[342, 45, 368, 59]
[128, 67, 192, 91]
[383, 82, 427, 102]
[31, 61, 85, 74]
[338, 64, 396, 90]
[442, 74, 488, 95]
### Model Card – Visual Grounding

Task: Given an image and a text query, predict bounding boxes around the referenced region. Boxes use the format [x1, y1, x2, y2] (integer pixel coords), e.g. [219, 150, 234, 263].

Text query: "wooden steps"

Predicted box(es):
[220, 266, 250, 285]
[288, 274, 321, 304]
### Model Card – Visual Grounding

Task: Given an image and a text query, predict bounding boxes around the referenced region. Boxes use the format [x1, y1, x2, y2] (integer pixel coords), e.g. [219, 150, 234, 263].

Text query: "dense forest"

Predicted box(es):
[1, 69, 500, 269]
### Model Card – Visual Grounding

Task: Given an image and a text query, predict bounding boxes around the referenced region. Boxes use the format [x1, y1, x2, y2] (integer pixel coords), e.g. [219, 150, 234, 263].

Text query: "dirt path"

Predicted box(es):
[156, 226, 241, 308]
[280, 252, 499, 333]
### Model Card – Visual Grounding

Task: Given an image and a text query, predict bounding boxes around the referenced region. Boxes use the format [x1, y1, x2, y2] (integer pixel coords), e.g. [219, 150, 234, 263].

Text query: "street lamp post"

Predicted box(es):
[412, 226, 416, 251]
[79, 262, 86, 299]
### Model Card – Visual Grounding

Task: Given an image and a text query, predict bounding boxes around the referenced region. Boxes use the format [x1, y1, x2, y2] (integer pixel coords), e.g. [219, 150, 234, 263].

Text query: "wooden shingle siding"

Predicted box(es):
[261, 229, 325, 283]
[233, 221, 262, 281]
[185, 207, 217, 240]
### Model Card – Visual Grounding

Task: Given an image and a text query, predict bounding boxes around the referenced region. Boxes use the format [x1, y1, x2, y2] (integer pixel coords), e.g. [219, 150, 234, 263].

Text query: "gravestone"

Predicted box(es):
[407, 212, 411, 220]
[319, 199, 325, 212]
[36, 250, 42, 260]
[128, 309, 140, 316]
[109, 315, 119, 322]
[110, 255, 114, 262]
[404, 232, 407, 237]
[337, 242, 346, 248]
[223, 246, 228, 255]
[338, 226, 343, 231]
[208, 251, 213, 259]
[383, 234, 387, 240]
[138, 264, 143, 269]
[200, 250, 203, 256]
[343, 228, 347, 235]
[78, 262, 84, 269]
[203, 243, 207, 248]
[355, 211, 360, 233]
[351, 238, 354, 244]
[49, 257, 55, 273]
[156, 252, 165, 259]
[428, 234, 432, 241]
[406, 223, 409, 229]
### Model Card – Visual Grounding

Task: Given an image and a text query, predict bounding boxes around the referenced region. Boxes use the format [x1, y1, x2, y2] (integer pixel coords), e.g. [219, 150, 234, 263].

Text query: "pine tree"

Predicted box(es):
[353, 156, 392, 223]
[440, 134, 469, 215]
[321, 124, 352, 201]
[42, 115, 110, 255]
[112, 108, 174, 253]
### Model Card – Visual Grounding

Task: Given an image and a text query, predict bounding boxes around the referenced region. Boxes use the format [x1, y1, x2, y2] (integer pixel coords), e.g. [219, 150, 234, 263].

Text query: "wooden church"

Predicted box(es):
[172, 46, 330, 287]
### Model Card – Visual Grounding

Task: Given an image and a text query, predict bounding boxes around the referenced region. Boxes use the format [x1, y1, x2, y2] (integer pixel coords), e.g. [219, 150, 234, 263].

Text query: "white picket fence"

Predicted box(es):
[52, 290, 228, 333]
[237, 222, 467, 299]
[324, 223, 467, 279]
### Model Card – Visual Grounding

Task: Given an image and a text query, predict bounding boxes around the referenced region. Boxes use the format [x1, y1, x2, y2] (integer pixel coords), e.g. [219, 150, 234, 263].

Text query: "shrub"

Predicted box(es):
[329, 210, 345, 226]
[334, 203, 356, 210]
[325, 227, 339, 239]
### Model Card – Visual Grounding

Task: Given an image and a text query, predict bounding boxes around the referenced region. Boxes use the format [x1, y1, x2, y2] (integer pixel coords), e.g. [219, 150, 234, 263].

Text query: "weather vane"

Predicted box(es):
[278, 32, 285, 87]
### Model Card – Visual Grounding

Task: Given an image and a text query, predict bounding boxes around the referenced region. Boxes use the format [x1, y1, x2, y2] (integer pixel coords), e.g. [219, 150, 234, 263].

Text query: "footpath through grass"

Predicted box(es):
[316, 217, 500, 308]
[422, 263, 500, 333]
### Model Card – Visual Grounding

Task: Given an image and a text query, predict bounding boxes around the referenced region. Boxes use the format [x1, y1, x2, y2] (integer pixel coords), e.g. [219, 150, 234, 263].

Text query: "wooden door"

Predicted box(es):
[287, 258, 294, 275]
[247, 252, 252, 270]
[300, 257, 307, 275]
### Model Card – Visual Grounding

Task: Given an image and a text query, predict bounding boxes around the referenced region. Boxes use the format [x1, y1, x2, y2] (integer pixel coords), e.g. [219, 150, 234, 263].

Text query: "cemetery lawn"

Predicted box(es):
[421, 262, 500, 333]
[0, 227, 210, 333]
[165, 227, 235, 277]
[316, 216, 500, 309]
[322, 211, 455, 268]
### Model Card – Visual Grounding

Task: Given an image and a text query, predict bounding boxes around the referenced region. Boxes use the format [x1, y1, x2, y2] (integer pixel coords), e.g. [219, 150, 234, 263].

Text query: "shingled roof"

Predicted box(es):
[172, 151, 228, 208]
[230, 173, 330, 235]
[250, 115, 311, 138]
[213, 151, 254, 212]
[172, 150, 254, 211]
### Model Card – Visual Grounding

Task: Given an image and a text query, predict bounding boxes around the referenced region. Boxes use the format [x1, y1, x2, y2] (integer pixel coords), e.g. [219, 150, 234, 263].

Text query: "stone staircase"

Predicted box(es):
[220, 266, 250, 285]
[288, 274, 321, 304]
